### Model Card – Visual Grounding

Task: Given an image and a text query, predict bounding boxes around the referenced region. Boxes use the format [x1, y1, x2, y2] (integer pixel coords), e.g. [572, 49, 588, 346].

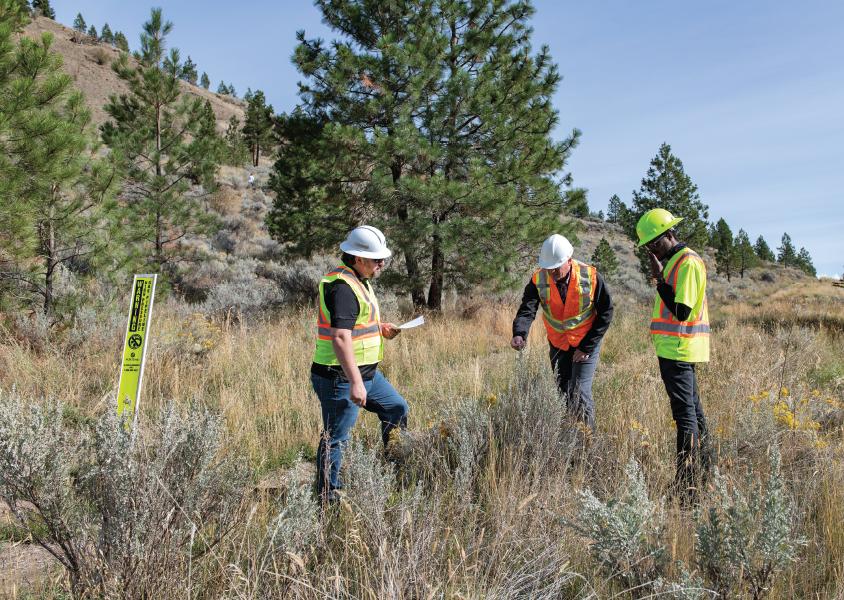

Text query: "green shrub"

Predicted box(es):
[696, 447, 805, 599]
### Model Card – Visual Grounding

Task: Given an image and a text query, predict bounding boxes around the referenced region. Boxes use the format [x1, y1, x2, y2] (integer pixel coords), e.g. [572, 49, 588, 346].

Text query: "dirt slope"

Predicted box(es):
[20, 16, 245, 132]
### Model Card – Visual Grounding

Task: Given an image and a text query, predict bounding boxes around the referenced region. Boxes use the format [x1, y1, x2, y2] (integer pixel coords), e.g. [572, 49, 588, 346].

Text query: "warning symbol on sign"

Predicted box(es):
[128, 334, 143, 349]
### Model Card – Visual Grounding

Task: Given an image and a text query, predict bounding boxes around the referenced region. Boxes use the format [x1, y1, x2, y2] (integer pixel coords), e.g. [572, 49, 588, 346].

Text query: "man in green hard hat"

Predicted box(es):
[636, 208, 711, 501]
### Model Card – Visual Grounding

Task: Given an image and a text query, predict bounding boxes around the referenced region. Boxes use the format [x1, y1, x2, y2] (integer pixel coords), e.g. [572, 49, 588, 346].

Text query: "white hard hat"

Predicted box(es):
[340, 225, 392, 259]
[538, 234, 573, 269]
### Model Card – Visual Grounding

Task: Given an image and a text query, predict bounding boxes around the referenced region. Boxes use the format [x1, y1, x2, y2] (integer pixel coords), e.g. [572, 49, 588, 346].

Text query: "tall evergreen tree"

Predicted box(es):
[223, 115, 249, 165]
[31, 0, 53, 18]
[628, 143, 709, 277]
[754, 235, 775, 262]
[180, 55, 198, 84]
[795, 247, 816, 277]
[590, 237, 618, 277]
[102, 8, 221, 270]
[0, 2, 119, 314]
[606, 193, 632, 229]
[268, 0, 579, 309]
[216, 81, 229, 95]
[242, 89, 274, 166]
[100, 22, 113, 44]
[86, 24, 97, 39]
[562, 187, 589, 218]
[734, 229, 757, 278]
[200, 71, 210, 89]
[713, 217, 735, 281]
[113, 31, 129, 52]
[72, 11, 85, 32]
[777, 233, 797, 268]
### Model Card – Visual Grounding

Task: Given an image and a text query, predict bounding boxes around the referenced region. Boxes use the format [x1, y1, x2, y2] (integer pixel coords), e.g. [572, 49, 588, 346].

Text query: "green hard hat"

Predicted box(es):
[635, 208, 684, 247]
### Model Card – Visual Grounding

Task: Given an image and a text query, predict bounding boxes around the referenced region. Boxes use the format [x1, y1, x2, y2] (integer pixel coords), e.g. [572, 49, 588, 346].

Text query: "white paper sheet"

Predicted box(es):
[398, 316, 425, 330]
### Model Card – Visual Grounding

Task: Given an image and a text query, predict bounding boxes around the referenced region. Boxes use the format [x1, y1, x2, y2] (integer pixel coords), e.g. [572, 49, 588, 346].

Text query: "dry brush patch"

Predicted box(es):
[0, 294, 842, 598]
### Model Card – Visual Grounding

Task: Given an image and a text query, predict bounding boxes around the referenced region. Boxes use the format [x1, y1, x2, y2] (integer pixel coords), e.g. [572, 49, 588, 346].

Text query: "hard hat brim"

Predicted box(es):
[538, 257, 566, 269]
[339, 240, 393, 259]
[637, 216, 684, 247]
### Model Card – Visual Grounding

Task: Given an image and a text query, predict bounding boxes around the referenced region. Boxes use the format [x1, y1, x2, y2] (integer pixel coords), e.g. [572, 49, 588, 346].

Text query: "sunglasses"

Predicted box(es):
[645, 233, 666, 249]
[369, 257, 387, 265]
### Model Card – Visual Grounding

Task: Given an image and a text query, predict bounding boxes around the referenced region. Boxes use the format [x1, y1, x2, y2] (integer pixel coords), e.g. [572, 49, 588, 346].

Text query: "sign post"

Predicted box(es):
[116, 274, 157, 428]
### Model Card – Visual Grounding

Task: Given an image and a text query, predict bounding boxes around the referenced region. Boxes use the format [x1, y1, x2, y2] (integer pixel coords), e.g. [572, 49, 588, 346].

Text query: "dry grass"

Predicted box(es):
[20, 16, 245, 132]
[1, 281, 843, 597]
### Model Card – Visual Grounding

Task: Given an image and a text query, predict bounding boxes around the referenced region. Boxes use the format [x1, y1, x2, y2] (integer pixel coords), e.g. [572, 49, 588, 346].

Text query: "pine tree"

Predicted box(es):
[777, 233, 797, 268]
[102, 8, 221, 270]
[72, 11, 85, 33]
[31, 0, 54, 19]
[606, 194, 632, 229]
[113, 31, 129, 52]
[268, 0, 579, 309]
[223, 115, 249, 165]
[754, 235, 775, 262]
[706, 221, 719, 248]
[216, 81, 228, 95]
[795, 247, 816, 277]
[243, 87, 253, 102]
[100, 22, 113, 44]
[0, 4, 120, 315]
[181, 55, 198, 85]
[228, 82, 236, 98]
[590, 237, 618, 277]
[562, 187, 589, 218]
[242, 90, 274, 166]
[200, 71, 210, 89]
[628, 143, 709, 277]
[713, 218, 735, 281]
[86, 24, 97, 39]
[734, 229, 757, 278]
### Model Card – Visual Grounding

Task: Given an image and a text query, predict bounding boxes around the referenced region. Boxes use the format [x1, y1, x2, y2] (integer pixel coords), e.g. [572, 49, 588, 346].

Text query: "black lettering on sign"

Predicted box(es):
[129, 280, 146, 332]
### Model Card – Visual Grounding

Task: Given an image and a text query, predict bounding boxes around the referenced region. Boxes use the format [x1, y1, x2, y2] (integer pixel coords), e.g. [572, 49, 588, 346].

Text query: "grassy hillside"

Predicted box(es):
[20, 16, 245, 131]
[2, 14, 842, 599]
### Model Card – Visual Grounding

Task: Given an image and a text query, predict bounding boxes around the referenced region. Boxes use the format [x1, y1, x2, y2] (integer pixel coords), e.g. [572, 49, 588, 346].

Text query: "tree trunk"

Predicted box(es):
[427, 231, 444, 310]
[42, 196, 57, 316]
[390, 159, 426, 308]
[155, 102, 164, 268]
[155, 207, 163, 268]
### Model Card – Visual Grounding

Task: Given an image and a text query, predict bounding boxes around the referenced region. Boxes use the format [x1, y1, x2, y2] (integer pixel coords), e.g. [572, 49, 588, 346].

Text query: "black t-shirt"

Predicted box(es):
[311, 278, 379, 381]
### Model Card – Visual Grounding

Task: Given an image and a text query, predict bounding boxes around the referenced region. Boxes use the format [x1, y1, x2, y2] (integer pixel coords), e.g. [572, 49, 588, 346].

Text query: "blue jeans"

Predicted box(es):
[311, 370, 409, 500]
[550, 342, 601, 429]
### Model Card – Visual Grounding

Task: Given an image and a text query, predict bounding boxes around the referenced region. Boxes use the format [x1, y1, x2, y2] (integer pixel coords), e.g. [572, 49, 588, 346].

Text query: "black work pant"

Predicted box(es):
[550, 343, 601, 430]
[658, 357, 710, 494]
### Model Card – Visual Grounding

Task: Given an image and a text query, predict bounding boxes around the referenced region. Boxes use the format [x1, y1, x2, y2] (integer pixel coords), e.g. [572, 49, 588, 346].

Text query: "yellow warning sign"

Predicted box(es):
[117, 274, 157, 425]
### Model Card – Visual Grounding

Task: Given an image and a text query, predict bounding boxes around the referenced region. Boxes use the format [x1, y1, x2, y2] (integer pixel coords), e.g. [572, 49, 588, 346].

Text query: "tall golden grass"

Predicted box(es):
[1, 284, 842, 597]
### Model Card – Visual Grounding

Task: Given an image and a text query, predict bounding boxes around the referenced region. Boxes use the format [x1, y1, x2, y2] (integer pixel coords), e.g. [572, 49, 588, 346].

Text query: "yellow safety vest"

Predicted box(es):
[313, 265, 384, 367]
[650, 247, 710, 362]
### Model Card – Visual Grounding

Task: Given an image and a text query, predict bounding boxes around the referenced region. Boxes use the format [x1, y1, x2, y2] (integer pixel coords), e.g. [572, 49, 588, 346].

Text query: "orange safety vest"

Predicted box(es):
[532, 260, 597, 350]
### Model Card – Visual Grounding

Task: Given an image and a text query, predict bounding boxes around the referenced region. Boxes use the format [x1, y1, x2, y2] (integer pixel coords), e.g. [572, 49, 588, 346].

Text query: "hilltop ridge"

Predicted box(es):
[20, 15, 245, 131]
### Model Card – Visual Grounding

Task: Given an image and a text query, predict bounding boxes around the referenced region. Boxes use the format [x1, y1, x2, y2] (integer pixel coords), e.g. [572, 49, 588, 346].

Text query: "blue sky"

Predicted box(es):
[53, 1, 843, 277]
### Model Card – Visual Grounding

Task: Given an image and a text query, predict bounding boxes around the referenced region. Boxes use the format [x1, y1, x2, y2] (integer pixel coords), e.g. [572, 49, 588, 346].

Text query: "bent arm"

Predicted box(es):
[331, 329, 363, 387]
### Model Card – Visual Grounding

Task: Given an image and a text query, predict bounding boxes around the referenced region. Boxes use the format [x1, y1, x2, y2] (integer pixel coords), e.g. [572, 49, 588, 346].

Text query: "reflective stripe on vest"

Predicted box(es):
[313, 265, 383, 366]
[650, 249, 709, 338]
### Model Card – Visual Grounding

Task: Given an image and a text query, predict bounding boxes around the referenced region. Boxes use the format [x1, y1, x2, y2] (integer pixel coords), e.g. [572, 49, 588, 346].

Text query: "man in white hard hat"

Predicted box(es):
[510, 234, 614, 429]
[311, 225, 408, 503]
